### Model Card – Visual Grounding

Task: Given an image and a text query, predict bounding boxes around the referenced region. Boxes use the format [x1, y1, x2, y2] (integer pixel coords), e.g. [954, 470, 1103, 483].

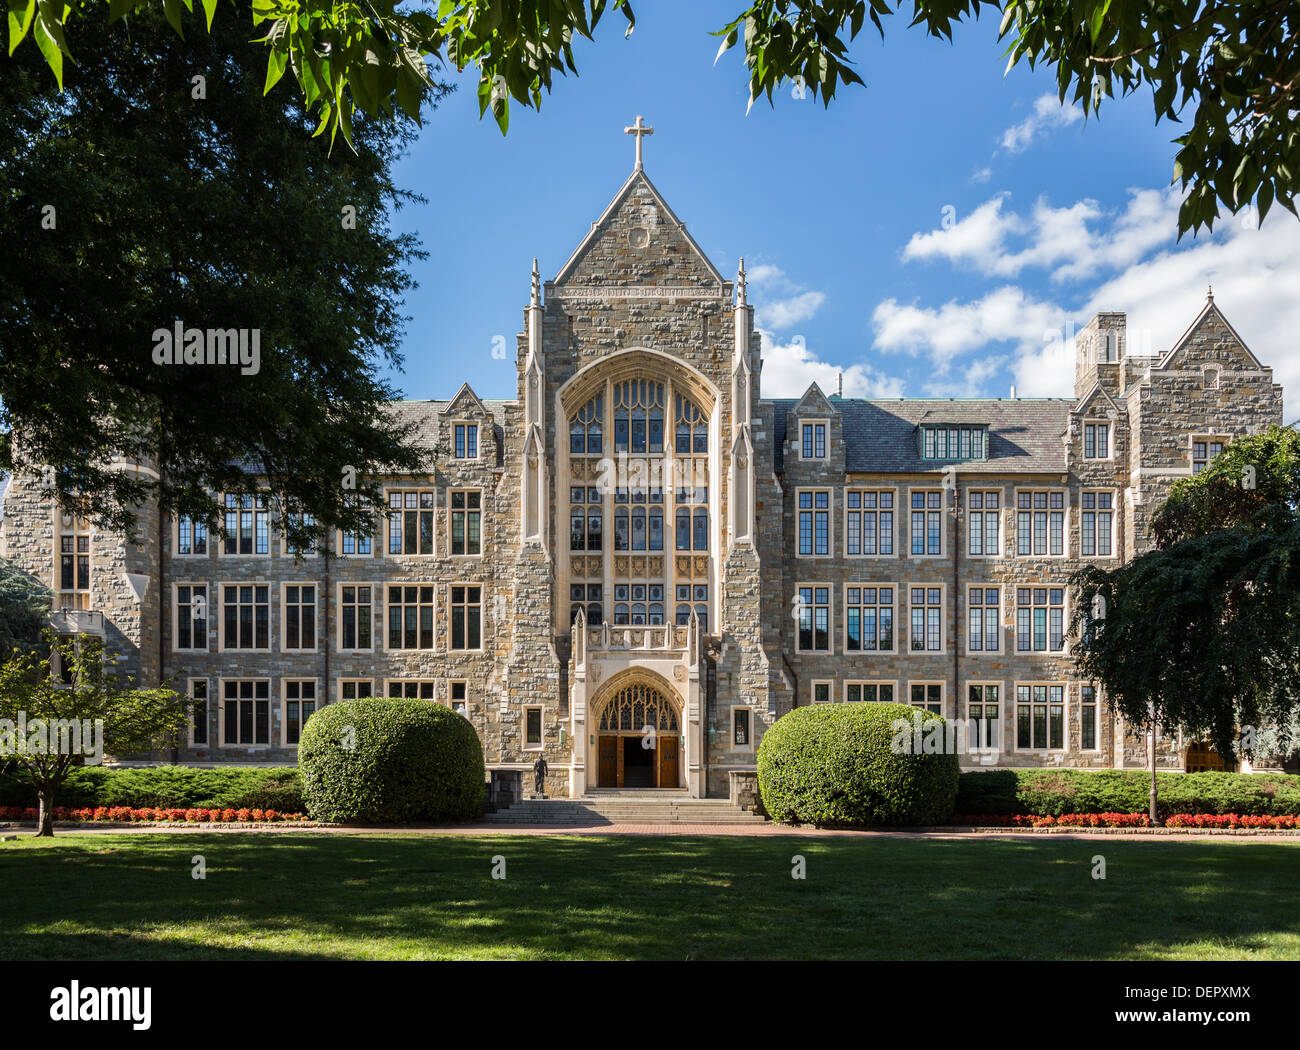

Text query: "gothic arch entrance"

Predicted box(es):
[592, 680, 683, 789]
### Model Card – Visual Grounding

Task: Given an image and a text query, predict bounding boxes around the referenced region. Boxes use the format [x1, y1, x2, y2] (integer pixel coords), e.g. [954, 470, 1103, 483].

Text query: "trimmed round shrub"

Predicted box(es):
[757, 702, 961, 826]
[298, 699, 485, 823]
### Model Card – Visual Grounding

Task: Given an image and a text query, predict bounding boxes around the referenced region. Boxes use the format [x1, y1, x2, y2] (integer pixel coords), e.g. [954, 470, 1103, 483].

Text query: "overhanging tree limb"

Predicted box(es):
[7, 2, 1297, 232]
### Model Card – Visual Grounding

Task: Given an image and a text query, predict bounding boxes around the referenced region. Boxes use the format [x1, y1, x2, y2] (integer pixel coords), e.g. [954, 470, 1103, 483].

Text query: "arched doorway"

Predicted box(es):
[592, 681, 682, 788]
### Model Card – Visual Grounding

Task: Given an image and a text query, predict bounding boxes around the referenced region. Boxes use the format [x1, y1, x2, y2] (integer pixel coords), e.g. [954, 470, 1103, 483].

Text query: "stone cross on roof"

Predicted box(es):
[624, 114, 653, 170]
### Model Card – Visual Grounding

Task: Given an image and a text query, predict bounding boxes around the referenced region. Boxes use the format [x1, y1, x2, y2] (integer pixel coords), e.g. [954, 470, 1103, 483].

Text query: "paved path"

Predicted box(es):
[5, 822, 1298, 842]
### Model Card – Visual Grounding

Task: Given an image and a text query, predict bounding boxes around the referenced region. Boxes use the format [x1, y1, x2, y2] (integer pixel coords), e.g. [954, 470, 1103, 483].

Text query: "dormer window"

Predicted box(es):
[801, 422, 827, 459]
[920, 425, 987, 461]
[454, 423, 478, 459]
[1084, 422, 1110, 459]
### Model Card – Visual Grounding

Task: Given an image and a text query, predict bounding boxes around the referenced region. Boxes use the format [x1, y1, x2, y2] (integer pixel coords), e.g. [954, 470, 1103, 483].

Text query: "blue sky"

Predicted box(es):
[386, 1, 1300, 418]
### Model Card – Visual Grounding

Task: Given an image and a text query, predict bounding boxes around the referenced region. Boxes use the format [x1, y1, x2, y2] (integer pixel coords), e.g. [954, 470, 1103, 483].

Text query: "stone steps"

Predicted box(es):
[483, 796, 767, 825]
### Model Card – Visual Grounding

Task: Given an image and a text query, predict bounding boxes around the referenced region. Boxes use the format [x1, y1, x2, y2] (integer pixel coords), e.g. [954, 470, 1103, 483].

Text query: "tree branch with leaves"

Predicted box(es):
[9, 1, 1297, 234]
[1071, 424, 1300, 776]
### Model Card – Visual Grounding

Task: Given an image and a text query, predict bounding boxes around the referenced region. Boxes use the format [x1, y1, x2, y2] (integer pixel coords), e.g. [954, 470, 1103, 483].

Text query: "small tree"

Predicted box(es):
[0, 632, 188, 835]
[0, 557, 51, 655]
[1072, 425, 1300, 823]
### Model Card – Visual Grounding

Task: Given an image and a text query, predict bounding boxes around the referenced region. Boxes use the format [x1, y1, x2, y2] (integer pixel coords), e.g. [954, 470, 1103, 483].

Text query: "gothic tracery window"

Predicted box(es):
[570, 394, 603, 454]
[597, 683, 680, 733]
[566, 376, 711, 636]
[614, 380, 665, 454]
[675, 395, 707, 453]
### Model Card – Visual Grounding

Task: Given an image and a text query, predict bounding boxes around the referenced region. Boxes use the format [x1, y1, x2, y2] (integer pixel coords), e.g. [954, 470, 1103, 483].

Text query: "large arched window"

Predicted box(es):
[564, 370, 712, 637]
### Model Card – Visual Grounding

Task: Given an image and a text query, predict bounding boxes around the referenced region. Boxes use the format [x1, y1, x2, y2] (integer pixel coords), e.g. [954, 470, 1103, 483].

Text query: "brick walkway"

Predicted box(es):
[4, 822, 1298, 842]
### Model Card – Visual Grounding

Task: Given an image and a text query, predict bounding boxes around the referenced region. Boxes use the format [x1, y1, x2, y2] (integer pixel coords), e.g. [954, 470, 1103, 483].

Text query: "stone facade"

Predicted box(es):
[0, 161, 1287, 795]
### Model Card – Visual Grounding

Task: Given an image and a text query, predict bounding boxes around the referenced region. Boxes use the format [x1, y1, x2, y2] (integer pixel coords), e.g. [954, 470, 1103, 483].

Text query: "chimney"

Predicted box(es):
[1075, 312, 1126, 398]
[1010, 385, 1017, 399]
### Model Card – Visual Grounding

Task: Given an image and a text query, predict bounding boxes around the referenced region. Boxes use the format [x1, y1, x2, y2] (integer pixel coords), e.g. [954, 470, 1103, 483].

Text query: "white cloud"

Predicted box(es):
[746, 264, 827, 330]
[874, 190, 1300, 418]
[921, 354, 1013, 398]
[1000, 93, 1083, 154]
[903, 195, 1020, 273]
[756, 290, 826, 329]
[902, 189, 1178, 283]
[956, 94, 1085, 205]
[872, 286, 1069, 371]
[759, 330, 905, 400]
[745, 263, 785, 285]
[743, 261, 902, 398]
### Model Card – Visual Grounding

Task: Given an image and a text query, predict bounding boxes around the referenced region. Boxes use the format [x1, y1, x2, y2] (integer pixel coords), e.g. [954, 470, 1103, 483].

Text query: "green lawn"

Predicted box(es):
[2, 833, 1298, 960]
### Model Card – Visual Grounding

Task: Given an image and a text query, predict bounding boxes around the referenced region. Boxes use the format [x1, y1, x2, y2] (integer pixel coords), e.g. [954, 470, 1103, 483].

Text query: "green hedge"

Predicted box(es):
[956, 769, 1300, 817]
[757, 702, 961, 826]
[297, 698, 485, 823]
[0, 763, 304, 811]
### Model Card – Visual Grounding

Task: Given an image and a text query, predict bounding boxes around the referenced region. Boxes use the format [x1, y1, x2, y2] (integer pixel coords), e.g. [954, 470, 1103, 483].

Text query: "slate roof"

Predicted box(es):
[220, 398, 513, 476]
[385, 399, 511, 469]
[385, 398, 511, 432]
[768, 397, 1074, 475]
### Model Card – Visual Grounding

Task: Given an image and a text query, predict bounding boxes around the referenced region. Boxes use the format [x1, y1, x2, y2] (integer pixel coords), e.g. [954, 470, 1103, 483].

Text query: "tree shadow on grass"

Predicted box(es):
[1, 834, 1297, 961]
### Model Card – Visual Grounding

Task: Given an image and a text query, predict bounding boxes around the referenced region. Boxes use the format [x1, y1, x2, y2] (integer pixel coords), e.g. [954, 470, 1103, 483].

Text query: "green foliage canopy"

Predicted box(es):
[0, 556, 50, 654]
[1, 2, 446, 548]
[1072, 424, 1300, 763]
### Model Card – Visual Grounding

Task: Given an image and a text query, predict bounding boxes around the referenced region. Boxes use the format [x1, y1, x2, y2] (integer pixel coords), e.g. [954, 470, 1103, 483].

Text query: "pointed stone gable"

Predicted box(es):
[551, 170, 725, 292]
[1158, 299, 1264, 372]
[445, 381, 489, 420]
[793, 382, 837, 418]
[1073, 382, 1122, 420]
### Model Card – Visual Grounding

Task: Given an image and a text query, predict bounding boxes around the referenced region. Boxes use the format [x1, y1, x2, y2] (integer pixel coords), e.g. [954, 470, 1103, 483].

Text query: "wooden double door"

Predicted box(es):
[597, 733, 680, 788]
[593, 681, 682, 788]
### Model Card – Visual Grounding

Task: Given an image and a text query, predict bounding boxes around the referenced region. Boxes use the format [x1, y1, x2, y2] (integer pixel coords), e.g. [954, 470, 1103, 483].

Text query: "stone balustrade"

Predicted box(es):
[586, 624, 690, 653]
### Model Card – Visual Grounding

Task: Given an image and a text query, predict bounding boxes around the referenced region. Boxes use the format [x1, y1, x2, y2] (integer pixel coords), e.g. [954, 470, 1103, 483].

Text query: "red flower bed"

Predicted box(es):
[1165, 813, 1299, 829]
[951, 812, 1150, 828]
[0, 806, 309, 823]
[953, 812, 1300, 829]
